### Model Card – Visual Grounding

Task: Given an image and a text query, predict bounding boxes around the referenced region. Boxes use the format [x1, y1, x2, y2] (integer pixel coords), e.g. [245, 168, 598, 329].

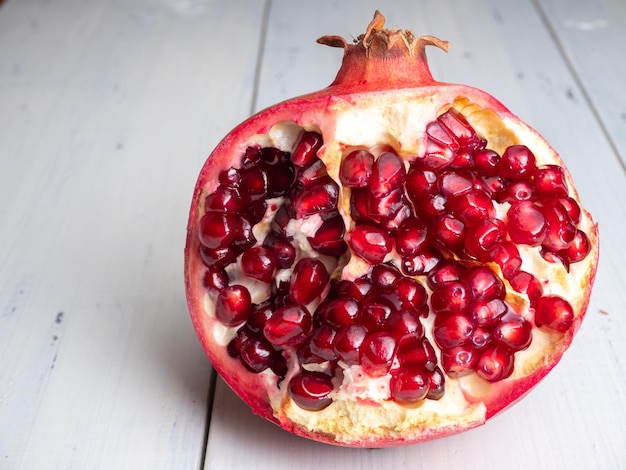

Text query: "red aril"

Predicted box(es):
[185, 12, 599, 447]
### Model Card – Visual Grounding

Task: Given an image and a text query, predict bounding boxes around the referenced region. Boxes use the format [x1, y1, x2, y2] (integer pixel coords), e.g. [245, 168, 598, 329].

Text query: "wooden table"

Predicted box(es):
[1, 0, 624, 468]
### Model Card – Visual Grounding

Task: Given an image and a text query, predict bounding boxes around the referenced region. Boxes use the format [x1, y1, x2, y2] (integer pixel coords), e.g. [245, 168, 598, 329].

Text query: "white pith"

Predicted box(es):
[198, 96, 597, 444]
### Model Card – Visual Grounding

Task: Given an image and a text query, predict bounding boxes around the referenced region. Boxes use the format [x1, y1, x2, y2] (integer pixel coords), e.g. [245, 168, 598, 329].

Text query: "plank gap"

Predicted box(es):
[531, 0, 626, 174]
[200, 368, 218, 470]
[250, 0, 273, 115]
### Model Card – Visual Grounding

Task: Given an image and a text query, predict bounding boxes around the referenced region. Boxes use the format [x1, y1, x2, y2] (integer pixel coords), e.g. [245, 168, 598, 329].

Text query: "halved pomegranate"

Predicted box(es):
[184, 11, 599, 447]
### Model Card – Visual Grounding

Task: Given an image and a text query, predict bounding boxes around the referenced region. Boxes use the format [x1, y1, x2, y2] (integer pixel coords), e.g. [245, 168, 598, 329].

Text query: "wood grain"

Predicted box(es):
[0, 0, 624, 469]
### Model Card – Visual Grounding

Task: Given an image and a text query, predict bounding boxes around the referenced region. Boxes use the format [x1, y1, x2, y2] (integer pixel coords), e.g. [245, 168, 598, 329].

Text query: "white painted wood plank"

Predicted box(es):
[0, 0, 264, 468]
[205, 1, 626, 469]
[536, 0, 626, 166]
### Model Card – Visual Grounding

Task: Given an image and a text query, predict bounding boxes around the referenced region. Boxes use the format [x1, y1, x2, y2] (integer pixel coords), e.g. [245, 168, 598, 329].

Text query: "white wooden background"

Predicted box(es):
[1, 0, 624, 468]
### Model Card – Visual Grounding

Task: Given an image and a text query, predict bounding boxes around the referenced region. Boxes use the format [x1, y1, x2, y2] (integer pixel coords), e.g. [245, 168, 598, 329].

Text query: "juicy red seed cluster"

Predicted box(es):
[198, 112, 592, 410]
[428, 262, 531, 382]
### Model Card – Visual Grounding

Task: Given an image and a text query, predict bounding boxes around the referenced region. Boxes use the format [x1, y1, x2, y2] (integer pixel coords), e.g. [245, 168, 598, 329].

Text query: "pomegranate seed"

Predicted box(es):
[296, 156, 328, 187]
[260, 146, 287, 166]
[535, 295, 575, 332]
[370, 263, 402, 287]
[367, 187, 407, 223]
[239, 167, 270, 203]
[427, 260, 465, 289]
[273, 283, 293, 309]
[464, 218, 504, 260]
[542, 204, 577, 252]
[291, 131, 323, 167]
[476, 345, 514, 382]
[400, 247, 440, 276]
[490, 241, 523, 278]
[247, 201, 268, 225]
[481, 175, 507, 199]
[289, 258, 329, 305]
[317, 297, 360, 328]
[381, 204, 412, 232]
[198, 212, 240, 250]
[246, 301, 273, 332]
[219, 167, 242, 188]
[267, 163, 296, 198]
[426, 367, 446, 400]
[433, 313, 474, 349]
[439, 170, 475, 197]
[551, 196, 581, 224]
[470, 327, 492, 350]
[387, 309, 424, 342]
[336, 280, 366, 303]
[334, 324, 368, 365]
[541, 248, 567, 265]
[233, 215, 257, 251]
[390, 369, 429, 404]
[227, 325, 255, 358]
[499, 145, 537, 180]
[492, 312, 532, 351]
[349, 187, 370, 222]
[297, 341, 326, 365]
[202, 266, 229, 292]
[506, 201, 547, 246]
[463, 266, 505, 302]
[535, 165, 569, 199]
[339, 149, 374, 187]
[204, 186, 245, 214]
[347, 224, 393, 264]
[450, 149, 473, 169]
[262, 232, 296, 269]
[308, 325, 339, 361]
[308, 211, 347, 257]
[499, 180, 537, 203]
[396, 337, 437, 371]
[437, 109, 477, 147]
[421, 121, 459, 170]
[560, 229, 591, 264]
[361, 296, 394, 331]
[271, 204, 292, 237]
[414, 193, 447, 220]
[288, 371, 335, 411]
[406, 167, 439, 201]
[433, 213, 465, 249]
[353, 276, 373, 298]
[448, 188, 495, 223]
[430, 282, 470, 315]
[441, 346, 478, 378]
[241, 246, 277, 283]
[396, 277, 428, 311]
[215, 285, 252, 326]
[508, 270, 543, 306]
[270, 353, 288, 378]
[370, 151, 406, 197]
[240, 335, 276, 373]
[199, 245, 238, 269]
[263, 304, 312, 347]
[241, 146, 262, 168]
[473, 149, 500, 176]
[360, 332, 398, 377]
[292, 175, 339, 218]
[470, 298, 507, 327]
[426, 119, 459, 147]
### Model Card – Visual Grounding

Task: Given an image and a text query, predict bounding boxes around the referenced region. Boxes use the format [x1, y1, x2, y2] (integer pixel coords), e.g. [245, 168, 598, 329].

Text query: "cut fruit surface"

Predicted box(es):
[185, 11, 599, 447]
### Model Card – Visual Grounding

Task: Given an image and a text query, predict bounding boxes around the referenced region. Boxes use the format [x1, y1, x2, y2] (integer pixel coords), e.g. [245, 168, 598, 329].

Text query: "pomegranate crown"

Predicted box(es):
[317, 10, 449, 89]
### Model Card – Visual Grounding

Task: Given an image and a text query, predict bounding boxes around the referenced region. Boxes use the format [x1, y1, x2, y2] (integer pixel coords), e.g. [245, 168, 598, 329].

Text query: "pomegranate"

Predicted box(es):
[184, 11, 599, 447]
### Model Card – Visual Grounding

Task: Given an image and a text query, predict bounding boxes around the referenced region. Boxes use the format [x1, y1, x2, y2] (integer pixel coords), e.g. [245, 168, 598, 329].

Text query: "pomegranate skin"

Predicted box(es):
[184, 11, 599, 447]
